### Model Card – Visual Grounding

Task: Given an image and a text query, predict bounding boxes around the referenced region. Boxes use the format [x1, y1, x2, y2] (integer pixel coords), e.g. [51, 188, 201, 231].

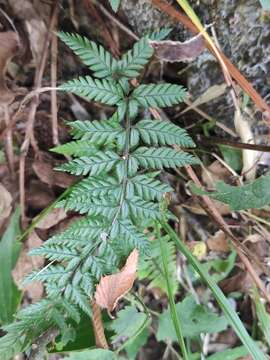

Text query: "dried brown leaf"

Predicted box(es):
[150, 34, 205, 62]
[95, 249, 139, 312]
[0, 182, 12, 228]
[207, 230, 230, 253]
[0, 31, 20, 104]
[12, 231, 44, 301]
[36, 208, 67, 230]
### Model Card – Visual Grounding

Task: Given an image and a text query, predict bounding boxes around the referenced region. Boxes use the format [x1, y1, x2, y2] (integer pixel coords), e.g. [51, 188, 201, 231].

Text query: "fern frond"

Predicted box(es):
[51, 140, 98, 156]
[57, 150, 120, 176]
[59, 76, 124, 105]
[127, 196, 161, 220]
[146, 28, 173, 41]
[133, 147, 198, 169]
[68, 118, 123, 143]
[58, 32, 118, 78]
[59, 195, 118, 217]
[138, 235, 178, 295]
[68, 176, 120, 199]
[30, 244, 79, 262]
[108, 0, 121, 12]
[129, 173, 172, 201]
[136, 119, 195, 147]
[118, 37, 154, 78]
[132, 83, 187, 108]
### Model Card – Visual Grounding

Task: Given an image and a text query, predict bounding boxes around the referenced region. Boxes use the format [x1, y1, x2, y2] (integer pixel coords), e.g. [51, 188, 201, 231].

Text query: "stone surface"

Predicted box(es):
[121, 0, 270, 127]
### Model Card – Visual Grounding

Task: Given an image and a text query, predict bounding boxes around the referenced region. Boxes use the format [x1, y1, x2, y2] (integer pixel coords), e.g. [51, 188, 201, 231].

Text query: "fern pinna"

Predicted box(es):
[0, 31, 197, 358]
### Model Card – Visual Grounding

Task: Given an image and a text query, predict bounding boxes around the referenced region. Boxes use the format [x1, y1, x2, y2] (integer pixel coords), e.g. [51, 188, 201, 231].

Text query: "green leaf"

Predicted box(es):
[0, 208, 22, 325]
[132, 83, 186, 108]
[253, 288, 270, 348]
[129, 173, 172, 201]
[110, 306, 148, 342]
[133, 147, 198, 169]
[136, 119, 195, 147]
[259, 0, 270, 10]
[157, 295, 228, 341]
[161, 220, 267, 360]
[127, 196, 161, 220]
[118, 37, 154, 78]
[58, 32, 118, 78]
[191, 174, 270, 211]
[108, 0, 121, 12]
[219, 145, 242, 172]
[138, 235, 178, 295]
[51, 140, 98, 157]
[59, 76, 124, 106]
[125, 328, 149, 360]
[68, 118, 122, 143]
[58, 150, 120, 176]
[146, 28, 173, 41]
[64, 349, 117, 360]
[206, 346, 249, 360]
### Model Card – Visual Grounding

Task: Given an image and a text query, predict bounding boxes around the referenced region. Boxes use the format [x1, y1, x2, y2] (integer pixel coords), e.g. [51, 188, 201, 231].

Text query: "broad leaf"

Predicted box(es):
[206, 346, 249, 360]
[157, 295, 227, 341]
[191, 174, 270, 211]
[0, 208, 22, 324]
[63, 349, 117, 360]
[110, 306, 149, 342]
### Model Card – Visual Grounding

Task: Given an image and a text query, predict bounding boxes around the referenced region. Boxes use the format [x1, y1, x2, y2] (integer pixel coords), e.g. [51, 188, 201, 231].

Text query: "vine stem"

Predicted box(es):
[155, 222, 188, 360]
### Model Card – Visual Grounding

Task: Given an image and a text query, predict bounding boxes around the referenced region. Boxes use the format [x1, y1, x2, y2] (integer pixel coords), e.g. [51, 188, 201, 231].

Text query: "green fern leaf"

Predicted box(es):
[133, 147, 198, 169]
[136, 119, 195, 147]
[51, 140, 98, 157]
[68, 118, 123, 143]
[129, 173, 172, 200]
[138, 235, 178, 295]
[60, 195, 118, 217]
[57, 150, 120, 176]
[113, 219, 150, 254]
[58, 32, 118, 78]
[30, 245, 79, 262]
[108, 0, 121, 12]
[146, 28, 172, 41]
[118, 37, 154, 78]
[127, 196, 161, 220]
[132, 83, 186, 108]
[68, 176, 120, 199]
[59, 76, 124, 105]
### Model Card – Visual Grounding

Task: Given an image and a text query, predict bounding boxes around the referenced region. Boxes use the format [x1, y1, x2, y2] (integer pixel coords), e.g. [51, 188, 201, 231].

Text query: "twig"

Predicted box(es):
[3, 104, 14, 176]
[91, 300, 109, 349]
[51, 6, 59, 146]
[19, 3, 59, 223]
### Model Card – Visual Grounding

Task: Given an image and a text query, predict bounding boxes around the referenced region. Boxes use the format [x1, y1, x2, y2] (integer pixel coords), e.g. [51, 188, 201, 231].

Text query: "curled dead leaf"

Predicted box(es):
[36, 208, 67, 230]
[0, 31, 20, 105]
[0, 183, 12, 228]
[150, 34, 205, 63]
[207, 230, 230, 253]
[95, 249, 139, 313]
[12, 231, 44, 301]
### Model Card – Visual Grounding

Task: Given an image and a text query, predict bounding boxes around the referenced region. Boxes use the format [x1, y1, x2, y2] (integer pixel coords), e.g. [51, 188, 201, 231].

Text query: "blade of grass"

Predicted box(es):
[160, 219, 267, 360]
[155, 223, 188, 360]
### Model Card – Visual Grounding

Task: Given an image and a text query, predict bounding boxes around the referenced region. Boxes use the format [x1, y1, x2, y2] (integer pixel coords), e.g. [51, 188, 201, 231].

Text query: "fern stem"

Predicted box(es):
[91, 300, 109, 349]
[155, 223, 188, 360]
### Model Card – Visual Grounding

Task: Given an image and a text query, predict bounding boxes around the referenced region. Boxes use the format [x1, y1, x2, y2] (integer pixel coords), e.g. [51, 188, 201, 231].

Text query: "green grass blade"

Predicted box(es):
[156, 223, 188, 359]
[160, 219, 267, 360]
